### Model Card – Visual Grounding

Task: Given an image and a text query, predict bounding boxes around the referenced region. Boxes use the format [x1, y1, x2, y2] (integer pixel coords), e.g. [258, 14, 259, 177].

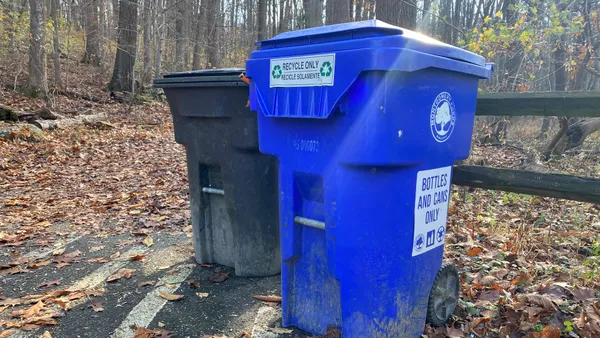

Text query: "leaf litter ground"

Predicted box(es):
[0, 94, 599, 337]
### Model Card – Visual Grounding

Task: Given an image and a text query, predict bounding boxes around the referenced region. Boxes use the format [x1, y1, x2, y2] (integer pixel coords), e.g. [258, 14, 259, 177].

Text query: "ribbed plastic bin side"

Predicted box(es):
[247, 21, 492, 336]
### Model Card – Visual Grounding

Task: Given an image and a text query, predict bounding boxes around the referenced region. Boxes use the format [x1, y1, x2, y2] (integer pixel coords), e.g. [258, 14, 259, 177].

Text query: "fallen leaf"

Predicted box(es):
[12, 301, 44, 318]
[107, 268, 136, 282]
[89, 246, 104, 252]
[241, 331, 253, 338]
[55, 299, 72, 311]
[532, 325, 560, 338]
[323, 325, 341, 338]
[158, 291, 184, 301]
[37, 280, 61, 288]
[130, 253, 148, 261]
[208, 272, 230, 283]
[133, 327, 172, 338]
[110, 251, 121, 259]
[570, 286, 597, 301]
[521, 294, 555, 310]
[196, 292, 209, 298]
[55, 262, 70, 269]
[52, 249, 65, 256]
[199, 264, 213, 268]
[0, 330, 16, 337]
[158, 322, 165, 328]
[137, 281, 154, 287]
[163, 282, 176, 289]
[88, 257, 109, 263]
[28, 260, 51, 269]
[267, 327, 293, 334]
[252, 295, 282, 303]
[33, 221, 52, 228]
[41, 331, 52, 338]
[467, 246, 483, 257]
[480, 275, 496, 286]
[142, 236, 153, 247]
[90, 300, 104, 312]
[0, 266, 28, 275]
[187, 279, 200, 288]
[2, 241, 24, 247]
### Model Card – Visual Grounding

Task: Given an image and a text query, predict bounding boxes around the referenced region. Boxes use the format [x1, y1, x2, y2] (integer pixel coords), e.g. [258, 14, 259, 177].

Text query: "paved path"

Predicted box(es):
[0, 232, 309, 338]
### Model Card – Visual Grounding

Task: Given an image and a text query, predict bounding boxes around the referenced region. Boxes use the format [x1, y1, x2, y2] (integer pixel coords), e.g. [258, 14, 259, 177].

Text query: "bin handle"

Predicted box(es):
[294, 216, 325, 230]
[202, 187, 225, 196]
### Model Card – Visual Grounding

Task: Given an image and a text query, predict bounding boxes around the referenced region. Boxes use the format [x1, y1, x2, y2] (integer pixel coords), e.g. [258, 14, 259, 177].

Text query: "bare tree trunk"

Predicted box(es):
[246, 0, 255, 52]
[192, 20, 203, 69]
[327, 0, 349, 24]
[51, 0, 63, 89]
[175, 0, 185, 71]
[354, 0, 363, 22]
[205, 0, 219, 68]
[109, 0, 138, 92]
[452, 0, 462, 44]
[99, 0, 108, 72]
[154, 0, 165, 76]
[28, 0, 49, 97]
[83, 0, 101, 66]
[112, 0, 119, 37]
[277, 0, 286, 33]
[2, 1, 17, 53]
[142, 0, 152, 84]
[257, 0, 267, 41]
[304, 0, 323, 28]
[376, 0, 416, 29]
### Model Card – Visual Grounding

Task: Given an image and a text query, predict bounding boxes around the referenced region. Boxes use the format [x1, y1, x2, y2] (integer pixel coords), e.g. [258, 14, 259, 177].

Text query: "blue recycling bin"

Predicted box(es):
[246, 20, 492, 337]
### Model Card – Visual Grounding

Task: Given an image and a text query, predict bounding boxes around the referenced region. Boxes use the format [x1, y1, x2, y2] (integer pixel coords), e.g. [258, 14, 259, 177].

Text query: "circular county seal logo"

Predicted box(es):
[430, 92, 456, 143]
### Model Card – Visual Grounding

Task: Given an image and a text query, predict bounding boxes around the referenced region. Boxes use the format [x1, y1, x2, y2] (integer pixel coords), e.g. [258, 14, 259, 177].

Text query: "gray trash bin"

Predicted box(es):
[154, 68, 280, 276]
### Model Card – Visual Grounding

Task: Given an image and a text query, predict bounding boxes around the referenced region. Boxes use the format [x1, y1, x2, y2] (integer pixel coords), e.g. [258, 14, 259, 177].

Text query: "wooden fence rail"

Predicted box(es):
[451, 92, 600, 204]
[476, 91, 600, 117]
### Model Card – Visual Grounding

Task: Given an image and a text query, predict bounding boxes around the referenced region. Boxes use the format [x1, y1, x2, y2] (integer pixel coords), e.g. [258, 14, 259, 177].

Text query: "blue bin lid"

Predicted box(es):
[257, 20, 486, 67]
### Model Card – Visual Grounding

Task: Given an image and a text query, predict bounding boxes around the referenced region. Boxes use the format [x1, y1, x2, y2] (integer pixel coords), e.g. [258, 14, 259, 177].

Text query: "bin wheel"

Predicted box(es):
[426, 263, 460, 327]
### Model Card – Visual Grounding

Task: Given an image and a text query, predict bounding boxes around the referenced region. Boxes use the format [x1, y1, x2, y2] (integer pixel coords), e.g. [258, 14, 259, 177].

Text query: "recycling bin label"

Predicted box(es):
[412, 166, 452, 257]
[269, 54, 335, 88]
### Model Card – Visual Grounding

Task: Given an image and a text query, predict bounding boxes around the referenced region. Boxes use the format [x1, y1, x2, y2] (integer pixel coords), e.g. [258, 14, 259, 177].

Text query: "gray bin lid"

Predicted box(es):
[153, 68, 247, 88]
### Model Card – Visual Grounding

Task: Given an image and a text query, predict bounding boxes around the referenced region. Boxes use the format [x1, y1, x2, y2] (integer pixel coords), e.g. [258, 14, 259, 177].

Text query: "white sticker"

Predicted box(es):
[412, 166, 452, 257]
[430, 92, 456, 143]
[269, 54, 335, 88]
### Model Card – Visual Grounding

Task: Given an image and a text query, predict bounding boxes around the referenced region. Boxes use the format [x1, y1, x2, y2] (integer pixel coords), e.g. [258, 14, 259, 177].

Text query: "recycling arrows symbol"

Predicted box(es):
[320, 61, 332, 77]
[271, 65, 282, 79]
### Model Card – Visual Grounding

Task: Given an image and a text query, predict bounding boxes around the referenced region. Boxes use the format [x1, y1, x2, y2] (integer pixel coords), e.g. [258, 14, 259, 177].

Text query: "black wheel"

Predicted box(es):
[426, 263, 460, 327]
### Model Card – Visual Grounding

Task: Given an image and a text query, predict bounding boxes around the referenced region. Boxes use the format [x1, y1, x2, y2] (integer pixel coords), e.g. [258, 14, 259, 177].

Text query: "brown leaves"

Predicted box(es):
[88, 257, 109, 263]
[525, 325, 560, 338]
[187, 279, 200, 288]
[252, 295, 282, 303]
[0, 330, 17, 338]
[53, 250, 82, 268]
[129, 253, 148, 261]
[519, 294, 556, 311]
[578, 301, 600, 335]
[158, 291, 184, 301]
[142, 236, 154, 247]
[0, 266, 28, 275]
[209, 271, 230, 283]
[37, 280, 61, 289]
[133, 327, 172, 338]
[28, 260, 51, 269]
[466, 246, 484, 257]
[12, 301, 44, 318]
[107, 268, 136, 282]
